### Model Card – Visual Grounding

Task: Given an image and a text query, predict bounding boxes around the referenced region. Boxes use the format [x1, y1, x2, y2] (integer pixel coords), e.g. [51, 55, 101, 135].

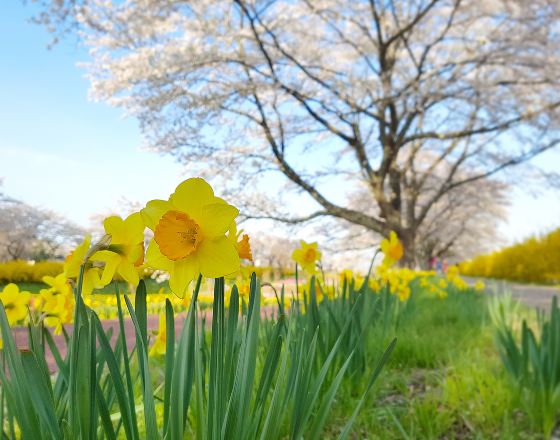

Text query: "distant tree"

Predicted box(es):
[0, 194, 84, 261]
[414, 178, 508, 264]
[33, 0, 560, 264]
[315, 173, 508, 268]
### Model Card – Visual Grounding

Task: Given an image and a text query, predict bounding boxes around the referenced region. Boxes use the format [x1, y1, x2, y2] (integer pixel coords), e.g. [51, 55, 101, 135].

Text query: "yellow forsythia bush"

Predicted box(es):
[0, 260, 64, 284]
[460, 228, 560, 284]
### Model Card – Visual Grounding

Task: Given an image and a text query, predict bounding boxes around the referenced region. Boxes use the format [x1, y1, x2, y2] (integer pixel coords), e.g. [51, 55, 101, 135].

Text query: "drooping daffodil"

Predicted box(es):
[64, 235, 106, 295]
[291, 240, 321, 274]
[91, 212, 145, 288]
[228, 221, 253, 261]
[43, 272, 72, 296]
[141, 178, 240, 297]
[38, 273, 74, 335]
[149, 313, 166, 357]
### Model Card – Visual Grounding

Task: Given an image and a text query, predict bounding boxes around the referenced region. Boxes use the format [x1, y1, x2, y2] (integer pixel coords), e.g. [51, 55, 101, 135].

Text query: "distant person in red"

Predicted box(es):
[442, 259, 449, 274]
[429, 256, 437, 270]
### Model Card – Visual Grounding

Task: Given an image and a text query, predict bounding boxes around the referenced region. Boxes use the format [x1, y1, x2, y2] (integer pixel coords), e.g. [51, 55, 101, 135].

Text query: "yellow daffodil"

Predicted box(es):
[91, 213, 145, 288]
[0, 283, 31, 326]
[451, 276, 468, 290]
[38, 273, 74, 335]
[339, 269, 354, 286]
[141, 178, 240, 297]
[291, 240, 321, 274]
[368, 278, 381, 292]
[395, 285, 411, 302]
[447, 265, 460, 279]
[236, 279, 251, 301]
[43, 272, 72, 296]
[64, 235, 106, 295]
[380, 231, 404, 267]
[474, 280, 485, 292]
[39, 291, 74, 335]
[430, 285, 448, 299]
[149, 313, 166, 356]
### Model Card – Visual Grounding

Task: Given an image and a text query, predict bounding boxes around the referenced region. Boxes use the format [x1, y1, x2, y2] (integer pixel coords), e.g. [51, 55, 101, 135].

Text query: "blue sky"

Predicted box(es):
[1, 1, 559, 246]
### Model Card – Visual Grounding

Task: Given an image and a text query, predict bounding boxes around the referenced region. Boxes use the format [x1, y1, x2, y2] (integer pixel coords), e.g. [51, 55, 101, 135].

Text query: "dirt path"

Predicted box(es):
[11, 306, 280, 373]
[11, 313, 185, 373]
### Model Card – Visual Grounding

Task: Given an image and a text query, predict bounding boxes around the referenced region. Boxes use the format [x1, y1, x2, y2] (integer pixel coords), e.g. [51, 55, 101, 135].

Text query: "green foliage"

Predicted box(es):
[0, 272, 395, 439]
[460, 227, 560, 284]
[323, 288, 537, 439]
[494, 295, 560, 438]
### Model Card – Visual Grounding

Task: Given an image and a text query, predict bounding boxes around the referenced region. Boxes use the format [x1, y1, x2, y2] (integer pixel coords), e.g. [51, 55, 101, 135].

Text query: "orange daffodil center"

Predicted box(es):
[141, 178, 241, 297]
[155, 210, 202, 260]
[303, 247, 318, 263]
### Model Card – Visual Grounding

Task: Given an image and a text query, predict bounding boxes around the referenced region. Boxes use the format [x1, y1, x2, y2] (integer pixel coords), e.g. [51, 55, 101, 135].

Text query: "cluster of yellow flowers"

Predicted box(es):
[372, 232, 415, 301]
[0, 178, 257, 337]
[373, 265, 482, 302]
[0, 280, 70, 338]
[0, 277, 74, 335]
[375, 266, 417, 301]
[60, 178, 252, 299]
[292, 231, 409, 300]
[35, 273, 75, 334]
[418, 266, 484, 300]
[291, 231, 482, 304]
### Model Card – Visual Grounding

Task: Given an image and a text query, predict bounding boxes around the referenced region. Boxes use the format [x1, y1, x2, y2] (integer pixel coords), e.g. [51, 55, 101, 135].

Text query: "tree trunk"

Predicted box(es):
[398, 229, 418, 269]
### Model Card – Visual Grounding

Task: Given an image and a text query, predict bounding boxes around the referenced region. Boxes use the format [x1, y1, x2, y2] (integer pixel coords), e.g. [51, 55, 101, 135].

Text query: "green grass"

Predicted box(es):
[325, 291, 540, 439]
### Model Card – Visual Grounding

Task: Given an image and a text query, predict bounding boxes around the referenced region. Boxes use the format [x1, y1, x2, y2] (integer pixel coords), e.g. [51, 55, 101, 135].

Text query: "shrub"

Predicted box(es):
[460, 227, 560, 284]
[0, 260, 63, 284]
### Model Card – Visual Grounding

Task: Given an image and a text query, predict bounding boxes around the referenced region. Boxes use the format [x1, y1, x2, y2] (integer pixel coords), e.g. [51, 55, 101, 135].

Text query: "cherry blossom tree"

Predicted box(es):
[33, 0, 560, 263]
[0, 189, 84, 261]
